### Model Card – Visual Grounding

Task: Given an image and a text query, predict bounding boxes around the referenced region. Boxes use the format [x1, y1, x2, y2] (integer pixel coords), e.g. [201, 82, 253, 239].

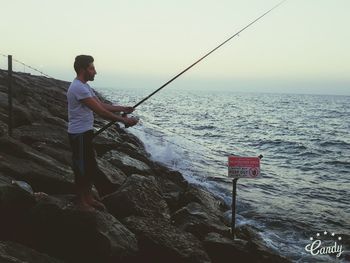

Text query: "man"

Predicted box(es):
[67, 55, 138, 211]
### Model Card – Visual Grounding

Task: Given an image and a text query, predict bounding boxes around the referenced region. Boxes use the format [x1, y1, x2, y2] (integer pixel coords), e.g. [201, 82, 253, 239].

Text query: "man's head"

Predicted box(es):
[74, 55, 96, 82]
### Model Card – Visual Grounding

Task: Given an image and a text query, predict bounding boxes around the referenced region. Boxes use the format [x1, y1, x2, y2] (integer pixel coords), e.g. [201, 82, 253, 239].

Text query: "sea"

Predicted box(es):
[96, 86, 350, 263]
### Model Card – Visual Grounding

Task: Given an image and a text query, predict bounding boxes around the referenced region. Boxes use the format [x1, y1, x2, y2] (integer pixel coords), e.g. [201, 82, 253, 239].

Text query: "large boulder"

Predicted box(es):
[0, 178, 36, 243]
[102, 174, 170, 220]
[0, 241, 63, 263]
[29, 195, 138, 263]
[12, 123, 70, 151]
[180, 184, 229, 215]
[124, 216, 211, 263]
[103, 150, 152, 176]
[0, 136, 74, 194]
[0, 91, 34, 127]
[172, 202, 230, 240]
[203, 232, 291, 263]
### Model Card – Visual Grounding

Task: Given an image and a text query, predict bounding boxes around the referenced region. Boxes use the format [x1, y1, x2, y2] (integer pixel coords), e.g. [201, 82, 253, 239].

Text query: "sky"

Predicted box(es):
[1, 0, 349, 95]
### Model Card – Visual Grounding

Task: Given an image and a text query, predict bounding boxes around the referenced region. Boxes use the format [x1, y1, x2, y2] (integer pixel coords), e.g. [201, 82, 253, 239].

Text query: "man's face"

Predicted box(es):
[83, 63, 97, 81]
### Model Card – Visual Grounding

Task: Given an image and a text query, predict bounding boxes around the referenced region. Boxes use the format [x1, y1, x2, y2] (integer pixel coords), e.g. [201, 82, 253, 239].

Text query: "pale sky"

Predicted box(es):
[1, 0, 349, 95]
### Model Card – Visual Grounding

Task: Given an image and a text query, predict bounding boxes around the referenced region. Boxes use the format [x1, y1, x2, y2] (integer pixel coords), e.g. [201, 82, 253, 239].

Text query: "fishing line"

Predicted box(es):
[94, 0, 287, 138]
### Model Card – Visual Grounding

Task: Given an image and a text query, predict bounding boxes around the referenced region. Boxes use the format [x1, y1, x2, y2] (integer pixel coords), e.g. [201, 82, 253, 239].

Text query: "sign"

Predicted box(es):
[228, 156, 260, 178]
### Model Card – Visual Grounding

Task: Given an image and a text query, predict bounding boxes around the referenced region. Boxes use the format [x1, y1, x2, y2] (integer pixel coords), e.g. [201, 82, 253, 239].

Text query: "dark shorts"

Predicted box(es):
[68, 130, 109, 192]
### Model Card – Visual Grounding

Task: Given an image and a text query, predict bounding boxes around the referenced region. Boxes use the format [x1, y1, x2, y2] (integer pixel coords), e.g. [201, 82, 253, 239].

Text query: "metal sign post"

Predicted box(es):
[8, 55, 13, 137]
[228, 155, 262, 239]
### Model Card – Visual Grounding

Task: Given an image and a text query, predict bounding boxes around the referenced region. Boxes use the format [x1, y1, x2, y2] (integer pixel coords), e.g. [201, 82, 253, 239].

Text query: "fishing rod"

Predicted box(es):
[93, 0, 287, 138]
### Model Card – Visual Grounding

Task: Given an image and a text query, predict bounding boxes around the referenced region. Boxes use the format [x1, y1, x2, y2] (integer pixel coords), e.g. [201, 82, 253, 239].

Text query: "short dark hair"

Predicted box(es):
[74, 55, 94, 74]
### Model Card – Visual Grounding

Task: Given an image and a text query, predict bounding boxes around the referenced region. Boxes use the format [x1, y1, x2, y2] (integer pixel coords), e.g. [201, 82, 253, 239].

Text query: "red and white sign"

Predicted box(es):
[228, 156, 260, 178]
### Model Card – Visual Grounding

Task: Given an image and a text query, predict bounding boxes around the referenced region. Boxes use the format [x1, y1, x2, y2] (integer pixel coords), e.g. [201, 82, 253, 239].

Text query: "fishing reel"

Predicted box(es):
[121, 113, 139, 128]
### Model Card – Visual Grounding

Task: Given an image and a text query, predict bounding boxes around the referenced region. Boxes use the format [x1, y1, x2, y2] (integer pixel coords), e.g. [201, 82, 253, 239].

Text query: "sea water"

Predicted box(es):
[97, 87, 350, 262]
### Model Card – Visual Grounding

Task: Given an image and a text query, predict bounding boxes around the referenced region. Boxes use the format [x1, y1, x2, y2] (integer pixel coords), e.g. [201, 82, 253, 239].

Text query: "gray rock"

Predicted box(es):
[104, 150, 152, 175]
[0, 241, 63, 263]
[203, 232, 291, 263]
[124, 216, 211, 263]
[0, 136, 74, 194]
[172, 202, 230, 240]
[0, 91, 34, 127]
[180, 184, 229, 216]
[96, 158, 127, 187]
[30, 195, 138, 263]
[103, 174, 170, 220]
[12, 123, 70, 150]
[0, 178, 36, 242]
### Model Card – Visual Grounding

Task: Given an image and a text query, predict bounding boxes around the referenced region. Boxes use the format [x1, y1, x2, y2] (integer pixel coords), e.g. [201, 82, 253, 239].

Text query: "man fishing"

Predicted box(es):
[67, 55, 138, 211]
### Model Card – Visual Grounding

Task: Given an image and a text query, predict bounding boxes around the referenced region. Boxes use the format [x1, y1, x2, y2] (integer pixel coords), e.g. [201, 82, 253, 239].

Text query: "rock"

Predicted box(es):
[12, 123, 70, 150]
[102, 174, 170, 220]
[96, 158, 127, 187]
[0, 91, 34, 127]
[103, 150, 152, 176]
[203, 232, 291, 263]
[180, 184, 229, 216]
[0, 120, 8, 136]
[152, 162, 189, 188]
[236, 224, 264, 242]
[0, 136, 74, 194]
[0, 178, 36, 243]
[203, 232, 250, 263]
[30, 195, 138, 263]
[93, 135, 122, 157]
[157, 177, 185, 212]
[0, 241, 63, 263]
[172, 202, 230, 240]
[123, 216, 211, 263]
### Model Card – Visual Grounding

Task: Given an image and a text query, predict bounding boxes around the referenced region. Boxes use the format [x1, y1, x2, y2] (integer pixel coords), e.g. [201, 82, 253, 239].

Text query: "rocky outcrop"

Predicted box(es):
[0, 69, 290, 262]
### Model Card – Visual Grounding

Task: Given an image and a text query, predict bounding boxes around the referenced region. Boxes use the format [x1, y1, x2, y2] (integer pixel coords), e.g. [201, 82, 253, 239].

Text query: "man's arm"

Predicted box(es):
[81, 97, 137, 126]
[94, 97, 134, 113]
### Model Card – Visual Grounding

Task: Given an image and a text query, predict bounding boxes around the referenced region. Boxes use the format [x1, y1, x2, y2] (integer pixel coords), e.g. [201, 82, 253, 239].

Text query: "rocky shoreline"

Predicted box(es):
[0, 69, 290, 262]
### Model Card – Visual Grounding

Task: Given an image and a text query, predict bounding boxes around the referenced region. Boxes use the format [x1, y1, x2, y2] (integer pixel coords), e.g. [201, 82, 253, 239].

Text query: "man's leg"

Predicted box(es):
[68, 132, 94, 211]
[85, 132, 119, 198]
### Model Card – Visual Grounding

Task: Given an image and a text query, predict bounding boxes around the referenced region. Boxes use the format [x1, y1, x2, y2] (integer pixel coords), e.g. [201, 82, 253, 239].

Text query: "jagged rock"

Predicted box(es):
[203, 232, 290, 263]
[96, 158, 127, 187]
[0, 136, 74, 194]
[0, 91, 34, 127]
[152, 162, 189, 188]
[123, 216, 211, 263]
[157, 176, 185, 212]
[172, 202, 230, 240]
[102, 174, 170, 220]
[0, 120, 8, 136]
[104, 150, 152, 176]
[0, 241, 63, 263]
[12, 123, 70, 150]
[203, 232, 249, 263]
[236, 224, 264, 242]
[117, 141, 152, 163]
[180, 184, 229, 216]
[93, 135, 122, 156]
[0, 178, 36, 243]
[30, 195, 138, 263]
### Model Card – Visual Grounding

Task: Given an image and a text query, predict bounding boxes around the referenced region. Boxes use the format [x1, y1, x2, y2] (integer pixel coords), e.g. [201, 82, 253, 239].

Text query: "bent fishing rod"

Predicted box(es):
[93, 0, 287, 138]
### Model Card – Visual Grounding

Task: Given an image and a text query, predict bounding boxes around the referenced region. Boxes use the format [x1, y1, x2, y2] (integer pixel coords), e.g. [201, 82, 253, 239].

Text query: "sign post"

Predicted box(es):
[228, 155, 262, 239]
[8, 55, 13, 137]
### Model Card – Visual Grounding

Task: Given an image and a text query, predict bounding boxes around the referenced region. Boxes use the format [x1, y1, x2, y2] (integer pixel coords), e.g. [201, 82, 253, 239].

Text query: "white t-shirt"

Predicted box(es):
[67, 78, 96, 133]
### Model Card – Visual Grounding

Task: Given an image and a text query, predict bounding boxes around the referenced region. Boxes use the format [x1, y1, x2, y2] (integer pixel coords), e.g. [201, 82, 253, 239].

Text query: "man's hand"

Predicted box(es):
[123, 116, 138, 127]
[123, 106, 134, 114]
